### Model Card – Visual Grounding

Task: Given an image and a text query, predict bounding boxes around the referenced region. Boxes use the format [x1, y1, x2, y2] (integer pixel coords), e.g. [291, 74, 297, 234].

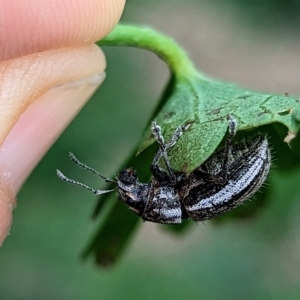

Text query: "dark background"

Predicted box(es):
[1, 0, 300, 299]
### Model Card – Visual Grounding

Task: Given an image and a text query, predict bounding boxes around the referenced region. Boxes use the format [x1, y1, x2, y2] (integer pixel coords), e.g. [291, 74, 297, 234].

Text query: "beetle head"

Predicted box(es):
[117, 167, 148, 216]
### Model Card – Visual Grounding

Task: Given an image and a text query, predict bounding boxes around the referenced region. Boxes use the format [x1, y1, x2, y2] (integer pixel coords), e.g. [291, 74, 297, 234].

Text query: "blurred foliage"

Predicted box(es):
[212, 0, 300, 31]
[2, 0, 300, 299]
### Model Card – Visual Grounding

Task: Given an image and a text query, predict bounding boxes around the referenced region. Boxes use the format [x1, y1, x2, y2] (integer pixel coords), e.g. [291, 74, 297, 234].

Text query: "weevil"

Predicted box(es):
[57, 116, 271, 224]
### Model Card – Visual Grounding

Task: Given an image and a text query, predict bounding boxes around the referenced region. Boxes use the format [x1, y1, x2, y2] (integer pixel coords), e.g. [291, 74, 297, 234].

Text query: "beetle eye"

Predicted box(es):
[118, 168, 138, 185]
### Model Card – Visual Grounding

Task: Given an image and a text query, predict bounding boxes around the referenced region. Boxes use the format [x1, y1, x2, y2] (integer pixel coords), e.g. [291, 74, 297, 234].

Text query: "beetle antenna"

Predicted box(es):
[56, 170, 115, 195]
[69, 152, 116, 183]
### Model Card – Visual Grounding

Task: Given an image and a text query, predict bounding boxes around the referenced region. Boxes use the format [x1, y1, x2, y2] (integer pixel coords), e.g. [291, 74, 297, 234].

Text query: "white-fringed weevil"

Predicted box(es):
[57, 116, 271, 224]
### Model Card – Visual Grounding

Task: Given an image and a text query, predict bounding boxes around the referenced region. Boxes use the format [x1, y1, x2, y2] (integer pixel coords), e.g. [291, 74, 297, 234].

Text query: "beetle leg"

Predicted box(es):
[220, 115, 237, 181]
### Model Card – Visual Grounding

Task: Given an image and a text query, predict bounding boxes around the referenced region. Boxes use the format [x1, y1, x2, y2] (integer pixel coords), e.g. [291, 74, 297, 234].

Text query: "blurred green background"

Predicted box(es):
[2, 0, 300, 299]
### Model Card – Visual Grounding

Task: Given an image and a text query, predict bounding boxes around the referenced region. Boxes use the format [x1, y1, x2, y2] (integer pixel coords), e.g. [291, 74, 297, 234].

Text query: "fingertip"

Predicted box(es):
[0, 0, 126, 60]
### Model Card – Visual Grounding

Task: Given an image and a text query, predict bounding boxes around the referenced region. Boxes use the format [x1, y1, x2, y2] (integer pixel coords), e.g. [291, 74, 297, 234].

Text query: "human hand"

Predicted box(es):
[0, 0, 126, 246]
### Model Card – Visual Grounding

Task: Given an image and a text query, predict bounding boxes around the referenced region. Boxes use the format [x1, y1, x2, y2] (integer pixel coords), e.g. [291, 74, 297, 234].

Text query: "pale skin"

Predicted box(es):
[0, 0, 126, 246]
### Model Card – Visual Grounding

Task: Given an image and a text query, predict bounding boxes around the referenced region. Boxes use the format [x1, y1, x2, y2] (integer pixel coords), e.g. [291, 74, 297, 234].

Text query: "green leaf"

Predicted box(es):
[85, 24, 300, 267]
[138, 76, 300, 173]
[100, 25, 300, 174]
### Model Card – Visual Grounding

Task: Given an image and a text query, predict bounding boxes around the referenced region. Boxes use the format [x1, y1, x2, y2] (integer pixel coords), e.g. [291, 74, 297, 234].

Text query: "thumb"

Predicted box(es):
[0, 0, 126, 245]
